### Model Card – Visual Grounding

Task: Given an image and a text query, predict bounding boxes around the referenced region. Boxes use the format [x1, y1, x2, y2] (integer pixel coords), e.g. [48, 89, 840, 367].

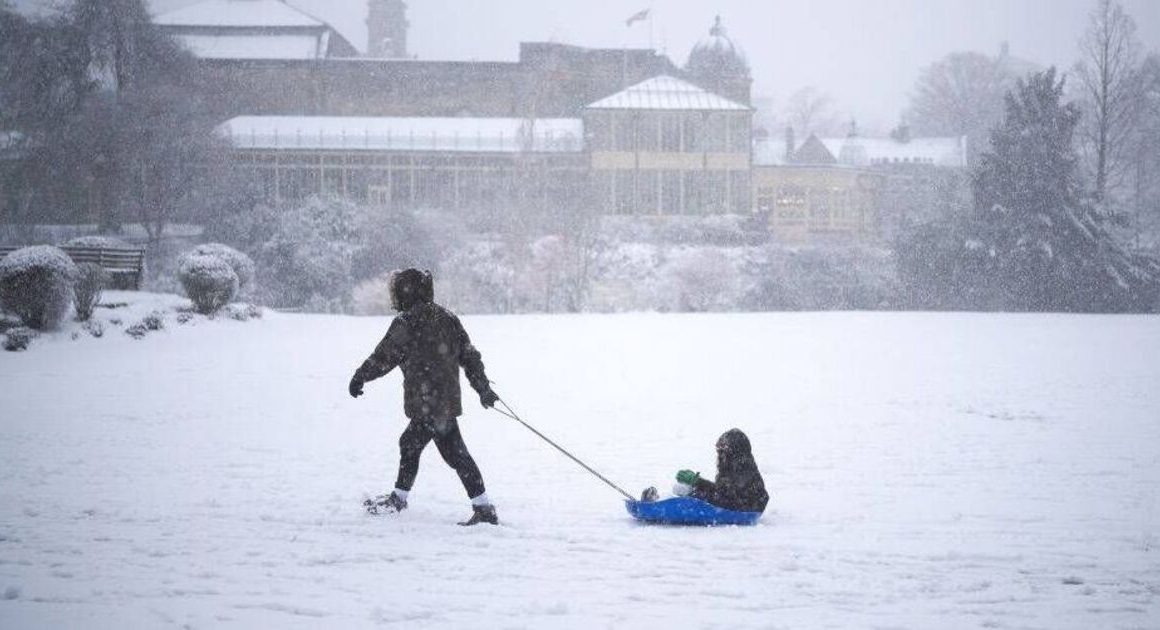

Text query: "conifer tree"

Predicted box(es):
[971, 68, 1158, 311]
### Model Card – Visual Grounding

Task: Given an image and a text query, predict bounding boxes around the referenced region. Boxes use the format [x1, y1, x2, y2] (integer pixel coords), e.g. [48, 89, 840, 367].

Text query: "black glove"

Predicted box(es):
[479, 389, 499, 409]
[349, 376, 365, 398]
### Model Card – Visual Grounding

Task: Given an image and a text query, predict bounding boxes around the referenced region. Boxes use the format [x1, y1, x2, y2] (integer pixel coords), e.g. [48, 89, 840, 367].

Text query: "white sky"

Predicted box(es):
[15, 0, 1160, 130]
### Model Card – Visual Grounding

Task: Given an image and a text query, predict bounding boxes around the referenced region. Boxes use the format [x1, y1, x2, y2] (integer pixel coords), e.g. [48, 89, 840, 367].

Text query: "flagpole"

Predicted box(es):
[648, 9, 654, 52]
[622, 26, 628, 88]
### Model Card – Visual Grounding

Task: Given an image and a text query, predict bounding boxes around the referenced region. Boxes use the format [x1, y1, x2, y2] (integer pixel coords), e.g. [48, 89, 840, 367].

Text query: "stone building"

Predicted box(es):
[752, 129, 969, 242]
[157, 4, 764, 218]
[367, 0, 408, 58]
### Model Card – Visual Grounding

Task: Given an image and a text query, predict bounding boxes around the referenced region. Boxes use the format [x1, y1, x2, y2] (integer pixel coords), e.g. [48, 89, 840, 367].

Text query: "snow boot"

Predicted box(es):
[458, 504, 498, 526]
[364, 492, 407, 515]
[641, 486, 659, 502]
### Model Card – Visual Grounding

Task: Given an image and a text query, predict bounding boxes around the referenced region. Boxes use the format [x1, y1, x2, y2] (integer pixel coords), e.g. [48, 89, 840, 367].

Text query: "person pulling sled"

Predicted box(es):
[349, 268, 501, 526]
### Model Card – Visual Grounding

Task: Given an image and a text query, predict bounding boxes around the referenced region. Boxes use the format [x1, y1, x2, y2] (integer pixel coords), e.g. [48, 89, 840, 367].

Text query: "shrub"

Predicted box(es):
[143, 311, 164, 331]
[178, 254, 238, 314]
[0, 313, 21, 333]
[125, 323, 148, 339]
[0, 245, 78, 330]
[73, 263, 110, 322]
[3, 327, 37, 351]
[186, 243, 255, 292]
[225, 304, 250, 321]
[176, 311, 196, 325]
[82, 319, 105, 338]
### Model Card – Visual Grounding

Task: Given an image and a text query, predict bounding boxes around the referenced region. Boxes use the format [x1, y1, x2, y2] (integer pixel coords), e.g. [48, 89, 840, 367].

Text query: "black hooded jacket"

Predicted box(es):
[691, 429, 769, 513]
[353, 269, 491, 420]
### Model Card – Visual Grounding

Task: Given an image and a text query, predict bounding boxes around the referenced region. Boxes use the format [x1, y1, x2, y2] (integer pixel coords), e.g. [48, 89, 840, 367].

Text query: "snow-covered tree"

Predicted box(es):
[906, 51, 1014, 164]
[2, 0, 219, 238]
[1073, 0, 1144, 203]
[784, 86, 840, 137]
[902, 68, 1159, 312]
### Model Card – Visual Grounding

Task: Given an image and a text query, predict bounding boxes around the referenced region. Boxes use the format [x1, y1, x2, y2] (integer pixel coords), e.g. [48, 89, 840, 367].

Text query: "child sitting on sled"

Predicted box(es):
[642, 428, 769, 513]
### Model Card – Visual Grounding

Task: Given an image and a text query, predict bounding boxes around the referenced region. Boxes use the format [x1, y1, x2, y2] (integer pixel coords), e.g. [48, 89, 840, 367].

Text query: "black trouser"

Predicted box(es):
[394, 417, 485, 499]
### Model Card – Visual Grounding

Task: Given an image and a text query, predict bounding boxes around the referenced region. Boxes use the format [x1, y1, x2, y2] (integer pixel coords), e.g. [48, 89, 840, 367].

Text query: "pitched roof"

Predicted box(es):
[219, 116, 585, 154]
[176, 33, 330, 60]
[585, 75, 749, 111]
[155, 0, 325, 28]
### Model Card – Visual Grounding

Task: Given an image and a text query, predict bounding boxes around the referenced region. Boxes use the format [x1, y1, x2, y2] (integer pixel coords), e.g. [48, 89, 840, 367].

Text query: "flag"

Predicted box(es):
[625, 8, 650, 26]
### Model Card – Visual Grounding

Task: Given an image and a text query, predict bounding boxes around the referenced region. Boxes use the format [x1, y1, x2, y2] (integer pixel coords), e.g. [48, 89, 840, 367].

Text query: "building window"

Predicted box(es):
[614, 170, 634, 214]
[587, 112, 613, 151]
[614, 114, 635, 151]
[683, 114, 702, 153]
[637, 115, 658, 152]
[705, 115, 727, 152]
[369, 185, 390, 206]
[775, 185, 807, 226]
[661, 170, 681, 214]
[660, 115, 681, 152]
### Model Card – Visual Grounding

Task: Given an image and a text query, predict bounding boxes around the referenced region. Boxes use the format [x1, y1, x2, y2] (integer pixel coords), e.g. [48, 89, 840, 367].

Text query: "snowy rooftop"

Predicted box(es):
[820, 136, 967, 167]
[220, 116, 585, 153]
[586, 75, 750, 112]
[174, 32, 331, 60]
[753, 135, 967, 168]
[154, 0, 325, 28]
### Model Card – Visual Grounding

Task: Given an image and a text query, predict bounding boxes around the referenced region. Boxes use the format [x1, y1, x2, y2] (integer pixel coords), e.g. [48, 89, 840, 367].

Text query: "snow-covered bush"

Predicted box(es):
[3, 327, 36, 350]
[3, 327, 37, 351]
[655, 247, 742, 312]
[352, 273, 395, 315]
[223, 304, 261, 321]
[742, 245, 899, 311]
[0, 245, 78, 330]
[176, 311, 196, 325]
[438, 242, 519, 314]
[254, 197, 359, 310]
[185, 243, 255, 293]
[0, 313, 20, 333]
[82, 319, 105, 338]
[178, 254, 238, 314]
[143, 311, 165, 331]
[73, 263, 110, 322]
[125, 323, 149, 339]
[211, 198, 444, 312]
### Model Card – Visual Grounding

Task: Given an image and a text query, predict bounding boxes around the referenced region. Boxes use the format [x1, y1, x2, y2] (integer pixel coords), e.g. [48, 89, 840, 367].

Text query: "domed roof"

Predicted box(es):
[686, 16, 749, 79]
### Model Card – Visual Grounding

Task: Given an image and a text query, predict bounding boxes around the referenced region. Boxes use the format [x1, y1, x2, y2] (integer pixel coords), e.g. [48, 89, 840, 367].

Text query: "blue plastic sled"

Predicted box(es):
[624, 497, 761, 526]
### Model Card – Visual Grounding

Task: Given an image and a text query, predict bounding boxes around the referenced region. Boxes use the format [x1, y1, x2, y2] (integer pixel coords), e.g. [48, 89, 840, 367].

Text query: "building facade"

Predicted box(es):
[753, 130, 969, 243]
[153, 3, 968, 241]
[584, 76, 752, 215]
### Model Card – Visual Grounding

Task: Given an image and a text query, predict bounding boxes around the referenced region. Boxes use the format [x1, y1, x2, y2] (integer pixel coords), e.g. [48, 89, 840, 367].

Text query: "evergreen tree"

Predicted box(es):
[973, 68, 1158, 311]
[898, 68, 1159, 312]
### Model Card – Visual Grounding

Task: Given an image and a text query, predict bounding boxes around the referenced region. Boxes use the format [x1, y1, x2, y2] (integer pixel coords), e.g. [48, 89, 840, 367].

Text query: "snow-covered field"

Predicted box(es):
[1, 296, 1158, 629]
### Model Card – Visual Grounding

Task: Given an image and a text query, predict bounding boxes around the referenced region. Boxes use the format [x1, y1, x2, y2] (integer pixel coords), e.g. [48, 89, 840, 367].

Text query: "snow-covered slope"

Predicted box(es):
[1, 309, 1157, 628]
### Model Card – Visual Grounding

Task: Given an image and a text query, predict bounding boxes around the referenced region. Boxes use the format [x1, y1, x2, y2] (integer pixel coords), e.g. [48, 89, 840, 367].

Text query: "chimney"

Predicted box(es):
[785, 126, 795, 162]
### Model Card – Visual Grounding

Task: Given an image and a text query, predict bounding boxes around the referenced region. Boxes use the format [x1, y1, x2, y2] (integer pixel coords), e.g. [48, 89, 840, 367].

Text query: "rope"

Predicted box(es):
[493, 398, 635, 501]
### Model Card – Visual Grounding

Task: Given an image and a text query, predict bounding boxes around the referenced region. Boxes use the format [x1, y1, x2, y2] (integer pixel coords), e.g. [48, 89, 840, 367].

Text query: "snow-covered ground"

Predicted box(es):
[1, 296, 1158, 629]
